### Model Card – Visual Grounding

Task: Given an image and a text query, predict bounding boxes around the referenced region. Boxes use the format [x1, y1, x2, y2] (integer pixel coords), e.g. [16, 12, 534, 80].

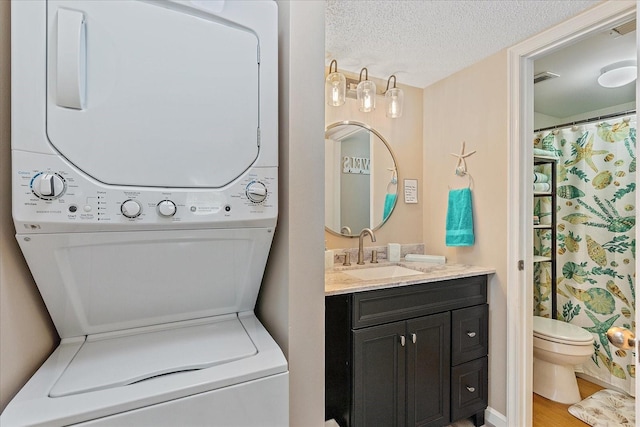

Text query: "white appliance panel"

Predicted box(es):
[6, 0, 284, 425]
[51, 315, 257, 397]
[46, 0, 260, 188]
[13, 151, 278, 234]
[72, 373, 289, 426]
[18, 229, 274, 338]
[0, 314, 288, 427]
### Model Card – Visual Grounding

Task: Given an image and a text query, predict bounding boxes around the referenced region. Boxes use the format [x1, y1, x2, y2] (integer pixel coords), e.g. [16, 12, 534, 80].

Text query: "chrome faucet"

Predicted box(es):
[357, 228, 376, 265]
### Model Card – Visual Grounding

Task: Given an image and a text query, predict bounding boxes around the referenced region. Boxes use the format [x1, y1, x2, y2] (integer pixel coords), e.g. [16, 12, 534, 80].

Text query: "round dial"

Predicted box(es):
[157, 200, 177, 217]
[121, 199, 142, 218]
[32, 173, 66, 200]
[246, 181, 268, 203]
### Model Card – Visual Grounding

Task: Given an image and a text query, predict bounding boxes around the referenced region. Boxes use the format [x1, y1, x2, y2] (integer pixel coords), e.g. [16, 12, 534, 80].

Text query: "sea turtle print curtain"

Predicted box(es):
[533, 115, 636, 395]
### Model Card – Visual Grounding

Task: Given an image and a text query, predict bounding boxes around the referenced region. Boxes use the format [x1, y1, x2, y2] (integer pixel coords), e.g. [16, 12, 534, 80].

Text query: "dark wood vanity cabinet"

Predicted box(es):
[325, 275, 488, 427]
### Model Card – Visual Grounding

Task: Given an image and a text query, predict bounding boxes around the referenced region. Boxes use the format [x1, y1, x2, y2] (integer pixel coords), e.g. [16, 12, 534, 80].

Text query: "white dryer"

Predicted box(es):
[3, 1, 286, 426]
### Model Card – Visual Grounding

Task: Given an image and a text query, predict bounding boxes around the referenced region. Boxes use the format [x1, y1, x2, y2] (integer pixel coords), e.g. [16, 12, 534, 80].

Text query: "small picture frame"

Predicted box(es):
[404, 179, 418, 204]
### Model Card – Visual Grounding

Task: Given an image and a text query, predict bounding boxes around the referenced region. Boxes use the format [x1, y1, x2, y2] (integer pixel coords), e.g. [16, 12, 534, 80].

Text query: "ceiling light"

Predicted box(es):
[325, 59, 346, 106]
[356, 68, 376, 112]
[597, 60, 637, 88]
[384, 75, 403, 118]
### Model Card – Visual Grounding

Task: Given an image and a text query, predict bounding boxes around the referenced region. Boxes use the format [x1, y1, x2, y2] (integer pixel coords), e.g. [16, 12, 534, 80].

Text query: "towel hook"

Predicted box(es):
[448, 173, 473, 190]
[387, 167, 397, 184]
[449, 141, 476, 176]
[386, 167, 398, 193]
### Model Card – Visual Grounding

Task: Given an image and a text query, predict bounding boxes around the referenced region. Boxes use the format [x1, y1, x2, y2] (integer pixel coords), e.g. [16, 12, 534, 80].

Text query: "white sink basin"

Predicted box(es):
[343, 265, 423, 281]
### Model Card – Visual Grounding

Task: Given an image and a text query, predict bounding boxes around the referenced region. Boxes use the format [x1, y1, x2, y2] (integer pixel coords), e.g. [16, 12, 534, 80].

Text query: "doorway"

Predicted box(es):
[506, 2, 638, 426]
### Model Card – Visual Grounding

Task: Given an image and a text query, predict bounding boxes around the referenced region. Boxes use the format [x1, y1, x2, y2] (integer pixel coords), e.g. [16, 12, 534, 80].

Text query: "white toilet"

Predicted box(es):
[532, 316, 595, 404]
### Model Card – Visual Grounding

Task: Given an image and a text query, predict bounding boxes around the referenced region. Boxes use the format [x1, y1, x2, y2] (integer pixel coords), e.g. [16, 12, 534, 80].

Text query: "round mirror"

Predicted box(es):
[325, 121, 399, 237]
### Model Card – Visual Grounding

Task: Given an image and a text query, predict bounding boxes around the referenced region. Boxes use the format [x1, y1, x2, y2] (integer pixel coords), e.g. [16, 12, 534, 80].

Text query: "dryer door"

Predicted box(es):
[46, 1, 260, 188]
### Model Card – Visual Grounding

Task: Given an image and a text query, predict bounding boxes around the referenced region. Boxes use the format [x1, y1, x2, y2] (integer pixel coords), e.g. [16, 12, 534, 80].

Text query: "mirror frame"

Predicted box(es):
[324, 120, 399, 238]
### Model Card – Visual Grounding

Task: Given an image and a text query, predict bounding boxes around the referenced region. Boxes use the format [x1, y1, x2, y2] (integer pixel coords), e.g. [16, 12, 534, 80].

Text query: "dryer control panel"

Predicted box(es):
[13, 151, 278, 233]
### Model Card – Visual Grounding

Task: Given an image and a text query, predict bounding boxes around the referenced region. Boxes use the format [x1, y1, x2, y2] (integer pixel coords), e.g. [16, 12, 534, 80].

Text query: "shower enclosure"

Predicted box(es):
[533, 113, 636, 395]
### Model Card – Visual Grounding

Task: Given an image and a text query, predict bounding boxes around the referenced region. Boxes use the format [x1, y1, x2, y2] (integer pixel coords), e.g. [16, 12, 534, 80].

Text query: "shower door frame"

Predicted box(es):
[506, 2, 639, 426]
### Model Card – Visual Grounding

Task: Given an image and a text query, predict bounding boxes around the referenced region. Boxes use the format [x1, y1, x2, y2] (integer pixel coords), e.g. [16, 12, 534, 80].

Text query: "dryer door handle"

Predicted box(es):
[56, 8, 86, 110]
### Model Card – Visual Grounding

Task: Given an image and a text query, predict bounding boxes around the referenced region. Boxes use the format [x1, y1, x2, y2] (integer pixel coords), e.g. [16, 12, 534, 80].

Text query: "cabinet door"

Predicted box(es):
[353, 322, 406, 427]
[406, 312, 451, 427]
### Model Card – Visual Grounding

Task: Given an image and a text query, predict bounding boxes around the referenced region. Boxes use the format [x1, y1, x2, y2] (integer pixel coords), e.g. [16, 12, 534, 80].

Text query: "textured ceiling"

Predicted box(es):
[326, 0, 602, 89]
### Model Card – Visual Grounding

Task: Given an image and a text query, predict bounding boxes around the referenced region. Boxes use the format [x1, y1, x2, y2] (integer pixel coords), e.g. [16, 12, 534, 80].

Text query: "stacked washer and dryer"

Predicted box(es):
[3, 1, 287, 425]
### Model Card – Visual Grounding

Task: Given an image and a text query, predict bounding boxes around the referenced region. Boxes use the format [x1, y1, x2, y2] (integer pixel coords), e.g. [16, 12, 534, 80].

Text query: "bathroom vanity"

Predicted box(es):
[325, 264, 493, 427]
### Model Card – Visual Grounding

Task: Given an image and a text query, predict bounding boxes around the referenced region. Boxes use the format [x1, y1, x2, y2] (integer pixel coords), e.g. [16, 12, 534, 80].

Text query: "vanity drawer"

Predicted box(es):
[451, 357, 488, 422]
[352, 276, 487, 329]
[451, 304, 488, 366]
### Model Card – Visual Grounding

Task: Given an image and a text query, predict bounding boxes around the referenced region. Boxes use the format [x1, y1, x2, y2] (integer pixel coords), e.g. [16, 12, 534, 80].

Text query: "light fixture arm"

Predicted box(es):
[359, 67, 369, 83]
[385, 75, 397, 93]
[329, 59, 338, 74]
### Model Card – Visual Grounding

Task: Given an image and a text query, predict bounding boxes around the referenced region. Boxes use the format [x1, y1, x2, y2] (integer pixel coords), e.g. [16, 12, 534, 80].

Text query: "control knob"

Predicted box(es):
[157, 200, 177, 217]
[32, 173, 65, 199]
[121, 199, 142, 218]
[246, 181, 267, 203]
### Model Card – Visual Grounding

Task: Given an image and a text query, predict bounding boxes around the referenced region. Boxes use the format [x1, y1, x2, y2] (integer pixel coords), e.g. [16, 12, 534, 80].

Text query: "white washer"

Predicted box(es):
[3, 1, 286, 426]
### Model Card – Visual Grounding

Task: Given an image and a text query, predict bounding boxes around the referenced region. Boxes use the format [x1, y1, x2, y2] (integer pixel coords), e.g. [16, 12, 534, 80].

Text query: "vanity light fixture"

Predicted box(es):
[325, 59, 346, 106]
[356, 68, 376, 112]
[325, 62, 405, 119]
[384, 75, 403, 118]
[597, 60, 637, 88]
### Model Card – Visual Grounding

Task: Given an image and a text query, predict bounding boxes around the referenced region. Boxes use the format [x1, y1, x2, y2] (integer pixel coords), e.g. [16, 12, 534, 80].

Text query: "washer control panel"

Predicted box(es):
[13, 151, 277, 232]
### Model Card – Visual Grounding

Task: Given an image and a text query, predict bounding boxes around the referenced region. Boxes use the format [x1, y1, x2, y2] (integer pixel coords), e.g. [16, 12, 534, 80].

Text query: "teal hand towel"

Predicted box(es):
[446, 187, 475, 247]
[383, 193, 396, 221]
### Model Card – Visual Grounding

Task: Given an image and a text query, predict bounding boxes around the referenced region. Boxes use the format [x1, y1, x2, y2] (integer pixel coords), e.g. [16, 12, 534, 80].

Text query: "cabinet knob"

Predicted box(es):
[400, 335, 406, 346]
[466, 331, 477, 338]
[411, 333, 417, 344]
[466, 386, 476, 393]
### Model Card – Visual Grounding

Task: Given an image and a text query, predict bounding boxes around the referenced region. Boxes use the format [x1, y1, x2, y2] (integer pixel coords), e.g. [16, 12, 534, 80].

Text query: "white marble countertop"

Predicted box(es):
[325, 261, 496, 296]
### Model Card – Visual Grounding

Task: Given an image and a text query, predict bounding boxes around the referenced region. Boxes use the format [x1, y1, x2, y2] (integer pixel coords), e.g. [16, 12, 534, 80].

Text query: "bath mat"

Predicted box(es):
[568, 389, 635, 427]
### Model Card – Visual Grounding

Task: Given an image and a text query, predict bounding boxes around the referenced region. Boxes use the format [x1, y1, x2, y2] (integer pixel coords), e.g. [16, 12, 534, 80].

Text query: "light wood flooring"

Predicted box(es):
[533, 377, 605, 427]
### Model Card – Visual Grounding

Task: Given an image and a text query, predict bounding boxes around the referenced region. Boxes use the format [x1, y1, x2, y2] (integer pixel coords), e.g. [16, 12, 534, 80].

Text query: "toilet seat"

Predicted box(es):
[533, 316, 593, 344]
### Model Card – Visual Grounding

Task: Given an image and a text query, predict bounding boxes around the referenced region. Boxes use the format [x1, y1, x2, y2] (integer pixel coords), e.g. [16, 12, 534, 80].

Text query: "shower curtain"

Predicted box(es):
[533, 115, 636, 395]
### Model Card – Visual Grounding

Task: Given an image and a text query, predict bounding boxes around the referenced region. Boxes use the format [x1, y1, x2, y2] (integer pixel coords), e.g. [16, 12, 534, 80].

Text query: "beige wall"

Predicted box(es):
[422, 50, 509, 415]
[258, 1, 326, 426]
[0, 1, 59, 412]
[325, 75, 424, 249]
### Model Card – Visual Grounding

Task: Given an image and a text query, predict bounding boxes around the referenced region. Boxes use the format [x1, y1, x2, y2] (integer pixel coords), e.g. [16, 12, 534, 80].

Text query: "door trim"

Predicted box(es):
[506, 2, 638, 425]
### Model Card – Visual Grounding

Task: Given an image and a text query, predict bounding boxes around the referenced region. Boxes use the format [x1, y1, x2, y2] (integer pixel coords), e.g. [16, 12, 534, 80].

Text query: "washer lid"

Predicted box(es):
[533, 316, 593, 343]
[50, 315, 257, 397]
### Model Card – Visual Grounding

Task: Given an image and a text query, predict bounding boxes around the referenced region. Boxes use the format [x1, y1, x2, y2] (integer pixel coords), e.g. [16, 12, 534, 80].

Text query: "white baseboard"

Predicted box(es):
[484, 406, 507, 427]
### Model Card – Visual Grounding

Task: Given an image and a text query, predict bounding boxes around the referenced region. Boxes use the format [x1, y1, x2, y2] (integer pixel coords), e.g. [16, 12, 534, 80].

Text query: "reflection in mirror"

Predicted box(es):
[325, 121, 398, 237]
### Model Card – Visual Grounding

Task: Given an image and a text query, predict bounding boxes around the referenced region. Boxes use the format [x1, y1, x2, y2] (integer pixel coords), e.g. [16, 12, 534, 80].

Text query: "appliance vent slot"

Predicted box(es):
[610, 20, 636, 37]
[534, 72, 560, 84]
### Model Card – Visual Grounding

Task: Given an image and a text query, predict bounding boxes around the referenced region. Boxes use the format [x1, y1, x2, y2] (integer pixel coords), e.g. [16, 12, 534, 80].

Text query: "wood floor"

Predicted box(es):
[533, 377, 605, 427]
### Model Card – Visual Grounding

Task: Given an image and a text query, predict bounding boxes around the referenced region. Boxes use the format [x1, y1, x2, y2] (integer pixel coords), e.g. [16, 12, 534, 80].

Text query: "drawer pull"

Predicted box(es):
[411, 333, 417, 344]
[400, 335, 406, 346]
[466, 386, 476, 393]
[466, 331, 477, 338]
